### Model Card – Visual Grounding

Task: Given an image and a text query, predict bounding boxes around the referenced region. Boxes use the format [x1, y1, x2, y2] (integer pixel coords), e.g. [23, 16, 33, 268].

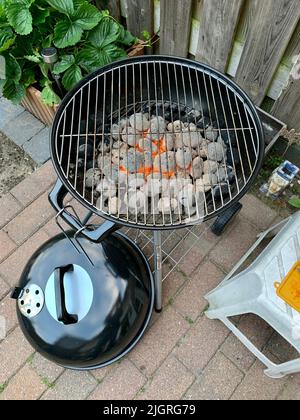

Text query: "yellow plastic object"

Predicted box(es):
[274, 261, 300, 313]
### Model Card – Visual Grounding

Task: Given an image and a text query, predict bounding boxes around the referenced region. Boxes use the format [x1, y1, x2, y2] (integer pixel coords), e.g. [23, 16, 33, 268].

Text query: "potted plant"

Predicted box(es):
[0, 0, 142, 124]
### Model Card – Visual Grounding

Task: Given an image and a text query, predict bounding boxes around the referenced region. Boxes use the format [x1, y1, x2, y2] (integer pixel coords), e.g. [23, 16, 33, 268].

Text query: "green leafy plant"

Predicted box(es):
[289, 197, 300, 208]
[0, 0, 136, 105]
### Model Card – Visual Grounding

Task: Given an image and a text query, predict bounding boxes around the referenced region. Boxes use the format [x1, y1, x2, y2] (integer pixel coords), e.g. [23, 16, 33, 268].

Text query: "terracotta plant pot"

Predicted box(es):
[21, 42, 146, 126]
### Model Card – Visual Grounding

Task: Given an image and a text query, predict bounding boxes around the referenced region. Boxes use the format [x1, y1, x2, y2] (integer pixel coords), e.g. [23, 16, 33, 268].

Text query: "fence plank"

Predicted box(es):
[160, 0, 193, 56]
[122, 0, 153, 37]
[95, 0, 121, 20]
[234, 0, 300, 105]
[195, 0, 244, 72]
[271, 66, 300, 130]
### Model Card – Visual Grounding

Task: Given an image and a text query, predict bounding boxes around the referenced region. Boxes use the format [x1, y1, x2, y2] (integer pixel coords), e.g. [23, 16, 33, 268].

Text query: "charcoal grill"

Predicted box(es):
[49, 56, 265, 311]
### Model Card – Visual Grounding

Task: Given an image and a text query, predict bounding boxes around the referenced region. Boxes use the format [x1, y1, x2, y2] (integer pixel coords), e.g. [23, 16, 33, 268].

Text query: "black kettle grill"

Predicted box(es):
[13, 56, 264, 370]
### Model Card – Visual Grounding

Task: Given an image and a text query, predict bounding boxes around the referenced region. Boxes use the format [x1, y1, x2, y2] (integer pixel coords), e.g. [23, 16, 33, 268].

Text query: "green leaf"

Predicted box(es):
[42, 34, 53, 49]
[53, 18, 83, 48]
[62, 63, 81, 90]
[77, 43, 126, 72]
[39, 62, 48, 78]
[288, 198, 300, 208]
[0, 27, 15, 53]
[20, 67, 35, 88]
[5, 54, 21, 82]
[88, 18, 120, 48]
[31, 4, 50, 24]
[2, 79, 25, 103]
[46, 0, 74, 16]
[41, 81, 60, 106]
[73, 3, 101, 30]
[52, 54, 75, 74]
[24, 54, 41, 63]
[5, 1, 33, 35]
[118, 27, 136, 46]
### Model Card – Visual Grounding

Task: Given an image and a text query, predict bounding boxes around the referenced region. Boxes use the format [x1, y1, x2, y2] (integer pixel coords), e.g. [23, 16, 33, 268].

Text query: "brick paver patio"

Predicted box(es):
[0, 160, 299, 400]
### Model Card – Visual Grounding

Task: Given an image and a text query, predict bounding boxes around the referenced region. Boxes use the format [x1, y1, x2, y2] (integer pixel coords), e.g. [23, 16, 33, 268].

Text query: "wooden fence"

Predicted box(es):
[99, 0, 300, 131]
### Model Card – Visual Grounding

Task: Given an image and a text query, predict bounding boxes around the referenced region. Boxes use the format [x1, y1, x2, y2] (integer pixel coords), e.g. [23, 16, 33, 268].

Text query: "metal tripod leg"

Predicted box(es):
[153, 231, 162, 312]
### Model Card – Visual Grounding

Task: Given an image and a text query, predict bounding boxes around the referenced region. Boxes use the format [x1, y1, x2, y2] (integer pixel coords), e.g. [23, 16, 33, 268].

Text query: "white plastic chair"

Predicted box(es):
[205, 212, 300, 378]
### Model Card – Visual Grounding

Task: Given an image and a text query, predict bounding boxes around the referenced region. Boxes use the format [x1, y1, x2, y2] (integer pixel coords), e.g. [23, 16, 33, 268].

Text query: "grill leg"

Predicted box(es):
[153, 231, 163, 313]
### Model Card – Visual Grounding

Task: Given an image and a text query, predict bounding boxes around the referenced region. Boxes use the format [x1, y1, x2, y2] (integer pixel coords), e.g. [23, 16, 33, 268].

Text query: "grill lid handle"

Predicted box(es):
[49, 180, 119, 242]
[55, 264, 78, 325]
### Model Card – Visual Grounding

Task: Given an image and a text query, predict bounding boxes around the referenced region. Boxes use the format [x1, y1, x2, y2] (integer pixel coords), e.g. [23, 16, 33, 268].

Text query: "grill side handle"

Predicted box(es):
[49, 179, 120, 242]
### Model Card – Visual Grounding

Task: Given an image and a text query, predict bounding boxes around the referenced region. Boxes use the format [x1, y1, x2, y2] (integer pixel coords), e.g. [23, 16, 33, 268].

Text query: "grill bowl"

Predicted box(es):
[51, 56, 264, 229]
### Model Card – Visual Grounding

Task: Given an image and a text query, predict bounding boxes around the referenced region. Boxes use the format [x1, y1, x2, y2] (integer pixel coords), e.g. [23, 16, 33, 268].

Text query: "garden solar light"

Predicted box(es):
[41, 47, 63, 96]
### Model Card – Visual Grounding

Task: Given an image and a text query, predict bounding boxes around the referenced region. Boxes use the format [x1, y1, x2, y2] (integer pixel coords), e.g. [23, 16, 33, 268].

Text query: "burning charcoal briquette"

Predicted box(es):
[203, 159, 219, 174]
[190, 156, 204, 179]
[85, 168, 101, 188]
[207, 142, 225, 162]
[108, 197, 121, 215]
[123, 149, 144, 173]
[149, 116, 166, 135]
[178, 184, 195, 208]
[167, 120, 184, 133]
[111, 124, 120, 140]
[163, 132, 174, 150]
[205, 126, 218, 142]
[138, 138, 158, 154]
[176, 148, 192, 169]
[154, 151, 176, 173]
[122, 127, 140, 146]
[96, 178, 117, 198]
[181, 129, 203, 148]
[129, 113, 150, 132]
[158, 197, 178, 214]
[124, 190, 147, 212]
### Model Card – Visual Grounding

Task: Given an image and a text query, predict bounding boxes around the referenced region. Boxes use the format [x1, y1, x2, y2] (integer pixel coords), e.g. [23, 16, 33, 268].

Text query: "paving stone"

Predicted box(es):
[0, 97, 24, 130]
[4, 192, 55, 245]
[138, 356, 195, 400]
[0, 294, 18, 336]
[162, 269, 187, 307]
[31, 160, 57, 191]
[11, 174, 46, 207]
[185, 352, 244, 400]
[241, 194, 278, 231]
[0, 193, 23, 229]
[266, 331, 300, 364]
[31, 353, 64, 384]
[1, 110, 44, 147]
[0, 363, 46, 400]
[174, 260, 225, 321]
[90, 364, 115, 383]
[209, 219, 259, 272]
[175, 316, 229, 374]
[277, 373, 300, 400]
[0, 276, 9, 300]
[0, 327, 34, 384]
[0, 230, 16, 262]
[0, 230, 49, 286]
[23, 127, 50, 164]
[230, 355, 288, 400]
[42, 370, 97, 400]
[130, 306, 189, 377]
[88, 359, 146, 400]
[171, 236, 206, 276]
[221, 314, 274, 372]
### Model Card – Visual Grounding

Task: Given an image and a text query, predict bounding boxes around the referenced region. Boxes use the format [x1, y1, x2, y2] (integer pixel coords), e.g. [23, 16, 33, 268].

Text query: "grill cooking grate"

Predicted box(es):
[53, 58, 263, 229]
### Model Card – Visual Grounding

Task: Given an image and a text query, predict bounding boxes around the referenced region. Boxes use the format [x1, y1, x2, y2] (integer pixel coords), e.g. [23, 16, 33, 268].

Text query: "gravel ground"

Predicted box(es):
[0, 131, 37, 197]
